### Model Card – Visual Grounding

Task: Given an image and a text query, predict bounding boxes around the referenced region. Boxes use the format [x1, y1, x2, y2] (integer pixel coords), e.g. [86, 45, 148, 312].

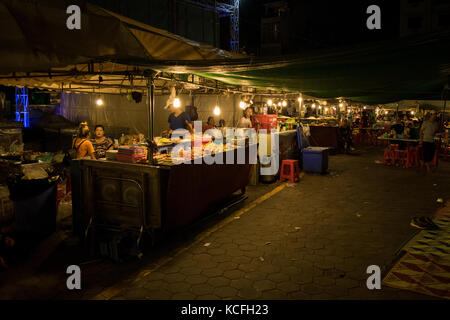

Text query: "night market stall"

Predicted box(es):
[1, 0, 449, 258]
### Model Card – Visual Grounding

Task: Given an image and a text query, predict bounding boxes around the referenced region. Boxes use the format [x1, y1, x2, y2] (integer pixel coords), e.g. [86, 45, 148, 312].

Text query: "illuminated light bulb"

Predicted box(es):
[318, 105, 322, 110]
[239, 101, 246, 109]
[173, 97, 181, 108]
[267, 99, 273, 106]
[278, 102, 282, 107]
[325, 107, 329, 112]
[339, 103, 343, 108]
[385, 111, 388, 115]
[363, 106, 367, 110]
[282, 100, 287, 107]
[213, 106, 221, 116]
[312, 104, 316, 109]
[96, 98, 103, 106]
[298, 97, 302, 103]
[411, 111, 415, 115]
[250, 100, 253, 104]
[332, 106, 336, 110]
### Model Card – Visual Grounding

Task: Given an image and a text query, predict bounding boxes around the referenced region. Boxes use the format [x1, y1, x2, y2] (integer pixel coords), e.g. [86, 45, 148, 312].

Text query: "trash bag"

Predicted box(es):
[7, 175, 59, 239]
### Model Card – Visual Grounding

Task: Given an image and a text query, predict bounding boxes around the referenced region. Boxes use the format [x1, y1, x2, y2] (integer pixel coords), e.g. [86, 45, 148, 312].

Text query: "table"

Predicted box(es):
[377, 137, 420, 143]
[355, 128, 384, 145]
[71, 145, 254, 243]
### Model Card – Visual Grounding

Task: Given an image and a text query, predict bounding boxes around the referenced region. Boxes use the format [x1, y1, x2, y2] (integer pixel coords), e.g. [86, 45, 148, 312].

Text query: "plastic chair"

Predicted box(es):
[280, 160, 300, 183]
[406, 146, 419, 168]
[395, 148, 408, 167]
[382, 144, 398, 165]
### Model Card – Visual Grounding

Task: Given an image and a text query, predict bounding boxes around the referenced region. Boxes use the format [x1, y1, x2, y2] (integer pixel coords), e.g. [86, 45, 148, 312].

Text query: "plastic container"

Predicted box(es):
[116, 153, 147, 163]
[302, 147, 329, 174]
[253, 114, 277, 131]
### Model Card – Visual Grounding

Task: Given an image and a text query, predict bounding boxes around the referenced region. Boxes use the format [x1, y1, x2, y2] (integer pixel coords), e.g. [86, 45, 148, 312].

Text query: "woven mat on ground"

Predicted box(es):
[401, 217, 450, 259]
[383, 209, 450, 299]
[383, 252, 450, 299]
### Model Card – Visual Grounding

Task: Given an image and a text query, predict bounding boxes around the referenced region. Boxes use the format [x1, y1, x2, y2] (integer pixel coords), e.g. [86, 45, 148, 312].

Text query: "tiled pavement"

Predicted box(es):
[105, 147, 450, 300]
[1, 146, 449, 299]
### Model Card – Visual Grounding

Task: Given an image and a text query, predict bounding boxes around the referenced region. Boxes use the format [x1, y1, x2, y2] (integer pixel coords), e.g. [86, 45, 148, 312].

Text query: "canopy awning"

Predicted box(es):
[0, 0, 449, 105]
[193, 31, 450, 104]
[0, 0, 241, 74]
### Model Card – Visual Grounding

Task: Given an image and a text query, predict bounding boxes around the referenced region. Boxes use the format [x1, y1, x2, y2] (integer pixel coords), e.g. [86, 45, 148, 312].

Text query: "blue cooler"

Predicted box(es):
[302, 147, 329, 174]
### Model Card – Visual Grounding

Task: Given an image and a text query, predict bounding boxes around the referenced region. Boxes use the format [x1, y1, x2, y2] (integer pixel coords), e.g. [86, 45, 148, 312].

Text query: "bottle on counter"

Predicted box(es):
[119, 133, 126, 145]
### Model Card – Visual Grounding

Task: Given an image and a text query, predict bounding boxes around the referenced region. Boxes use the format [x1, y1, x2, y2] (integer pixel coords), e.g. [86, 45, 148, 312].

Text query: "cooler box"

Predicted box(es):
[302, 147, 329, 174]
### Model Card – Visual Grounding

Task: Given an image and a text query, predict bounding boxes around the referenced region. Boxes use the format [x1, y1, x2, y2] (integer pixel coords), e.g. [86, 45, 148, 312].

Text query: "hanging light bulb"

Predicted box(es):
[385, 111, 388, 115]
[96, 98, 104, 106]
[339, 103, 343, 108]
[411, 111, 415, 115]
[239, 101, 246, 109]
[282, 100, 287, 107]
[298, 97, 302, 103]
[267, 99, 273, 106]
[363, 106, 367, 110]
[213, 106, 221, 116]
[173, 97, 181, 108]
[312, 104, 316, 109]
[278, 102, 282, 107]
[250, 100, 254, 104]
[318, 105, 322, 110]
[325, 107, 329, 112]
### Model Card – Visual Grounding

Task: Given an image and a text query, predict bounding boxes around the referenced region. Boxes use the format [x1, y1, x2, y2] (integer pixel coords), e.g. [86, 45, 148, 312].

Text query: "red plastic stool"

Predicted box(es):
[280, 160, 300, 183]
[382, 144, 398, 165]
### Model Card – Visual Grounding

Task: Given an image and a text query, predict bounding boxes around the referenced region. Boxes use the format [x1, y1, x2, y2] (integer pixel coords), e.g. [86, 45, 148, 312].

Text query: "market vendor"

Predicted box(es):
[72, 123, 96, 160]
[91, 125, 114, 159]
[203, 116, 216, 132]
[237, 107, 253, 128]
[420, 111, 440, 173]
[165, 104, 193, 136]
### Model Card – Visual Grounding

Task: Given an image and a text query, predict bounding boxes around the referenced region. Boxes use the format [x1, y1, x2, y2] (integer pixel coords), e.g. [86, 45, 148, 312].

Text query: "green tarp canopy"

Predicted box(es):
[189, 31, 450, 104]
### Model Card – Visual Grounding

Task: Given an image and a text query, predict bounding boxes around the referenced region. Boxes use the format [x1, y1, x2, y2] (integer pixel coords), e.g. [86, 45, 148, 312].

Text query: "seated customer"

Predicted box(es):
[202, 117, 216, 132]
[391, 119, 404, 137]
[91, 125, 113, 159]
[72, 123, 96, 160]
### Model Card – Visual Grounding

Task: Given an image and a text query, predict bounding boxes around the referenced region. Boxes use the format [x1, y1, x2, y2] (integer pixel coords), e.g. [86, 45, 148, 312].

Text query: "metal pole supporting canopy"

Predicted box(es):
[146, 72, 157, 164]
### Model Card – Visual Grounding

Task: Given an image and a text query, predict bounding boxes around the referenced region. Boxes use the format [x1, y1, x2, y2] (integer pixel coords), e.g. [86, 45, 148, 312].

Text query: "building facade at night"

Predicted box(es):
[399, 0, 450, 37]
[88, 0, 236, 50]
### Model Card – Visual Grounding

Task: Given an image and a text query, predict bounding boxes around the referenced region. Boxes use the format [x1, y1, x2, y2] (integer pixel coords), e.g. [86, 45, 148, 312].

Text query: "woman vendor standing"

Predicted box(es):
[72, 123, 96, 160]
[165, 103, 193, 136]
[237, 107, 253, 128]
[91, 125, 114, 159]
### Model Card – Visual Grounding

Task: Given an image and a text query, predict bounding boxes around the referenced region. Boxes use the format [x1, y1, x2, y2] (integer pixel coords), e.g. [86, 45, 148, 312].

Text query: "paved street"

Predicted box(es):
[1, 146, 449, 300]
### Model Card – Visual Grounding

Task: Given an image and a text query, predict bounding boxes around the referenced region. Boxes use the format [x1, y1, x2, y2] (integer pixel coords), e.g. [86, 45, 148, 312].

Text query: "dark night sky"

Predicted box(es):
[240, 0, 401, 55]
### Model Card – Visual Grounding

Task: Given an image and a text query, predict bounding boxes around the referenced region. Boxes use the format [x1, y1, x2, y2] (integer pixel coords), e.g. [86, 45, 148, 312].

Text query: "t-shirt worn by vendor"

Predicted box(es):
[169, 112, 191, 131]
[74, 138, 95, 159]
[237, 117, 252, 128]
[92, 137, 113, 159]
